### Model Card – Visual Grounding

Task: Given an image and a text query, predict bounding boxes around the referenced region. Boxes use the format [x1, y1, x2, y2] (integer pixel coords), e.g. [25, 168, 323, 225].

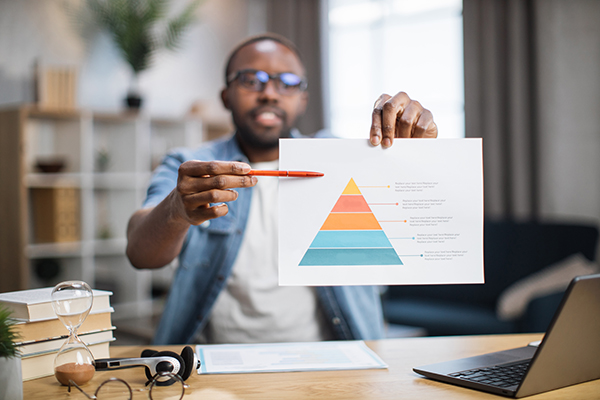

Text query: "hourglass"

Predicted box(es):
[51, 280, 96, 386]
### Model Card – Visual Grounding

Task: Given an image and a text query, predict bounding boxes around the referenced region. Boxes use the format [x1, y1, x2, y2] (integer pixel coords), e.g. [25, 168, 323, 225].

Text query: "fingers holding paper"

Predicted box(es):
[174, 160, 257, 225]
[370, 91, 438, 148]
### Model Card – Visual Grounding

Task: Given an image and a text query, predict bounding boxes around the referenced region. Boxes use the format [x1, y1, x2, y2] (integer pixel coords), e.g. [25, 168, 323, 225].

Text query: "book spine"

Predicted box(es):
[21, 341, 112, 381]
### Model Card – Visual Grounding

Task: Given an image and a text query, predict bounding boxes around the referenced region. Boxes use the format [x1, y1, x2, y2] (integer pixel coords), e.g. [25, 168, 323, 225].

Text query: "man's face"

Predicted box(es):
[221, 40, 308, 152]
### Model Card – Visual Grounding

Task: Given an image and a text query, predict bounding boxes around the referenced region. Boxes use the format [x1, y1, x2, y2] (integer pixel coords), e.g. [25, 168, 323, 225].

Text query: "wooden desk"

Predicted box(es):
[23, 333, 600, 399]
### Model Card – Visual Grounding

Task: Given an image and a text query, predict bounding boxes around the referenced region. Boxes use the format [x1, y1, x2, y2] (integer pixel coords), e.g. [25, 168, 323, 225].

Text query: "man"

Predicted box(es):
[126, 33, 438, 345]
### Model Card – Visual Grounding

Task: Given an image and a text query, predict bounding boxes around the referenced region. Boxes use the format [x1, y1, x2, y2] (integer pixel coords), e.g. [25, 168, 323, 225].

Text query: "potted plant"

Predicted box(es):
[0, 306, 22, 400]
[85, 0, 202, 109]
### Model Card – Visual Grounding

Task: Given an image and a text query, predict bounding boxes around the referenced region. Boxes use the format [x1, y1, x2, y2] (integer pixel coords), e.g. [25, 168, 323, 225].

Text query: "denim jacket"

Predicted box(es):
[144, 133, 384, 345]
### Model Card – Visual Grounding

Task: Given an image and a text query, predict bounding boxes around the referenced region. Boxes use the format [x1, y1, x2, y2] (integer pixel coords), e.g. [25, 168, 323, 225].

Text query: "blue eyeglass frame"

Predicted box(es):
[226, 69, 308, 93]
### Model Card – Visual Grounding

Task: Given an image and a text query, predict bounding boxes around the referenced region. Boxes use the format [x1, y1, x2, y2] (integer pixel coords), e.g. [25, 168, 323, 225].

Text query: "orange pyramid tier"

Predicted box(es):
[321, 213, 381, 230]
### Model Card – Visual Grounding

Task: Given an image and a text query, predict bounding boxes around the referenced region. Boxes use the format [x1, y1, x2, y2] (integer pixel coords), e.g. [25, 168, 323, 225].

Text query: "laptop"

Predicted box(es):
[413, 273, 600, 398]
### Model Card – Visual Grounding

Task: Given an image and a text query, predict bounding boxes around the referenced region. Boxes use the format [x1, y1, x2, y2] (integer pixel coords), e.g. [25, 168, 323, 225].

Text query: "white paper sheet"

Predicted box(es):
[195, 340, 387, 374]
[279, 138, 483, 286]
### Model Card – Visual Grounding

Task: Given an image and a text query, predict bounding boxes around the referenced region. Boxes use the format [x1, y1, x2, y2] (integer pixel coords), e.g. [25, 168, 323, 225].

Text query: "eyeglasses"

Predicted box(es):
[67, 372, 188, 400]
[227, 69, 308, 95]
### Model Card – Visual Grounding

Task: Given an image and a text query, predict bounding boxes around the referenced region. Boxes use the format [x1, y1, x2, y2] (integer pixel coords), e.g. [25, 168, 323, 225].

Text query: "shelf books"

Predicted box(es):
[0, 287, 111, 322]
[31, 187, 81, 243]
[35, 63, 78, 111]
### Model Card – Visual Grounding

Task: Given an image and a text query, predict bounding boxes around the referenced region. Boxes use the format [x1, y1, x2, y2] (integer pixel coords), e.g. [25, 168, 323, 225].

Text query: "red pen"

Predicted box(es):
[248, 170, 324, 177]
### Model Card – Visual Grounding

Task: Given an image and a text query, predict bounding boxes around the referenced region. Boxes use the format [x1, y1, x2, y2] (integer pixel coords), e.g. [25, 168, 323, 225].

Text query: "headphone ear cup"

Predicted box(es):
[179, 346, 196, 381]
[143, 350, 184, 386]
[141, 349, 159, 358]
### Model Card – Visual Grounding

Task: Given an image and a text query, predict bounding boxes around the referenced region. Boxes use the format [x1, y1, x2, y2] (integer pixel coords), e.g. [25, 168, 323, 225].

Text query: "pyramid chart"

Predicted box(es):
[299, 178, 403, 266]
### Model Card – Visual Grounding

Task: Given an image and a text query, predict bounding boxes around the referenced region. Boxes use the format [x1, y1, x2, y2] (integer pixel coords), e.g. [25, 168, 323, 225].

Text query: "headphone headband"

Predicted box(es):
[95, 356, 181, 376]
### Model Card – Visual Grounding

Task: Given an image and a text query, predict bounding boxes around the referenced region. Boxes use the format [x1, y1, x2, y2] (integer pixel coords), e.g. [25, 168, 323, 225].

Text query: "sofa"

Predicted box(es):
[382, 219, 599, 335]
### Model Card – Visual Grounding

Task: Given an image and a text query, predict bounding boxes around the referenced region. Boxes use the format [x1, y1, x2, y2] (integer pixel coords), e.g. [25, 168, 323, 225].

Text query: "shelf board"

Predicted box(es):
[25, 172, 151, 189]
[151, 116, 201, 125]
[94, 238, 127, 255]
[91, 111, 145, 122]
[26, 238, 128, 259]
[26, 173, 84, 187]
[25, 106, 81, 120]
[26, 241, 84, 258]
[93, 172, 151, 188]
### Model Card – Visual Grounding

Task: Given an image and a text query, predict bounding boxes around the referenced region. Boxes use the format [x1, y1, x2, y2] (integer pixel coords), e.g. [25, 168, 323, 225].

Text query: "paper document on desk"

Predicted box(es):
[195, 340, 387, 374]
[279, 138, 484, 286]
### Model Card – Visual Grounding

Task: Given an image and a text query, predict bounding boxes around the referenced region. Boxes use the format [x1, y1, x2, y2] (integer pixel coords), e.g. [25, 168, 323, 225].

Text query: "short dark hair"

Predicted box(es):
[224, 33, 305, 85]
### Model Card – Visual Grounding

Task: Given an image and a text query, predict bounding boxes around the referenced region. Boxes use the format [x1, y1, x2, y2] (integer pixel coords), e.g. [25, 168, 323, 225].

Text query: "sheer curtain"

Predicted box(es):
[326, 0, 464, 139]
[464, 0, 540, 220]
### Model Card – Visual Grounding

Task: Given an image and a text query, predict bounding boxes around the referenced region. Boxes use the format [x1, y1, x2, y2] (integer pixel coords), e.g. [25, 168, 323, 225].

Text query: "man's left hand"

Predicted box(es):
[370, 91, 438, 148]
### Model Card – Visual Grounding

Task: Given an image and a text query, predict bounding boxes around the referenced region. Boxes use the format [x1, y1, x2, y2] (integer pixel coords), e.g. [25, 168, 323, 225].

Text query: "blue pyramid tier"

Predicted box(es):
[300, 230, 403, 266]
[299, 248, 403, 266]
[308, 230, 394, 248]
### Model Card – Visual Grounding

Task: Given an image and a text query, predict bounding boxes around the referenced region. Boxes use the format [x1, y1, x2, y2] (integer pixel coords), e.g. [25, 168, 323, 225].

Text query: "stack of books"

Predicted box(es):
[35, 63, 78, 111]
[30, 188, 81, 243]
[0, 287, 115, 381]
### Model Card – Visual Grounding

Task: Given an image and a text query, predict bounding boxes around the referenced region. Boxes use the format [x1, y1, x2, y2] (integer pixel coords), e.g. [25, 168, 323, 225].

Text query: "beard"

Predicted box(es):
[233, 107, 293, 150]
[235, 125, 293, 150]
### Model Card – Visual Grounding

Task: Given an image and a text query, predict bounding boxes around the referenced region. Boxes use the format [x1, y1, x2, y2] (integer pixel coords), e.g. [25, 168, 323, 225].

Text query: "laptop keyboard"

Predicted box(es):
[449, 360, 531, 388]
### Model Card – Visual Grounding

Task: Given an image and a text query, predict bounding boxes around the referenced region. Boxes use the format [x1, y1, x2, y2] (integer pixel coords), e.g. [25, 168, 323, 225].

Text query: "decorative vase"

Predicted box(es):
[125, 73, 143, 109]
[126, 93, 143, 109]
[0, 356, 23, 400]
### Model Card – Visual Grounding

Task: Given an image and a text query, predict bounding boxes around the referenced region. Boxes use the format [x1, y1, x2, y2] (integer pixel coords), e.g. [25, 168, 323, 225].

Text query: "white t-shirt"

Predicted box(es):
[206, 160, 330, 343]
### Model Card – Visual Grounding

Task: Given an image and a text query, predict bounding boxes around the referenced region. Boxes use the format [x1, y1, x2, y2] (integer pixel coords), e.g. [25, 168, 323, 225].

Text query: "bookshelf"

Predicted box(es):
[0, 105, 202, 320]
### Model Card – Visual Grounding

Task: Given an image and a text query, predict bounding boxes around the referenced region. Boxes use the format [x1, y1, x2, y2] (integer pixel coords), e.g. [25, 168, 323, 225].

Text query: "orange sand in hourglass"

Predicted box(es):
[54, 362, 96, 386]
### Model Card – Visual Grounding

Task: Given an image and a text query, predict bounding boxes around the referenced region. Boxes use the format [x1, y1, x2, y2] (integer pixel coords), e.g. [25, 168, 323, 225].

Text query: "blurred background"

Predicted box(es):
[1, 0, 600, 344]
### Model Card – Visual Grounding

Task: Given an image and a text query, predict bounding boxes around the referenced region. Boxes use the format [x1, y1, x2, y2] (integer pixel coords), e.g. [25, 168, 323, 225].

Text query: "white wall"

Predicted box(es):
[537, 0, 600, 225]
[0, 0, 267, 124]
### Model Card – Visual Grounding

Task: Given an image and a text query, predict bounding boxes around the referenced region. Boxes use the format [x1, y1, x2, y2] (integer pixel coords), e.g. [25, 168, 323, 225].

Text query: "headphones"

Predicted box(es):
[95, 346, 200, 386]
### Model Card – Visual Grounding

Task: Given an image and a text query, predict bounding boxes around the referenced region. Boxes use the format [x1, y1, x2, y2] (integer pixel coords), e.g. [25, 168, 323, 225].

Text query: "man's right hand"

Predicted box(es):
[126, 161, 256, 269]
[172, 161, 257, 226]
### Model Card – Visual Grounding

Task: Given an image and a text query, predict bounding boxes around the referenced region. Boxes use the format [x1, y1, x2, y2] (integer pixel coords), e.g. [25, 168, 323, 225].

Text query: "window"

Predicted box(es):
[327, 0, 464, 138]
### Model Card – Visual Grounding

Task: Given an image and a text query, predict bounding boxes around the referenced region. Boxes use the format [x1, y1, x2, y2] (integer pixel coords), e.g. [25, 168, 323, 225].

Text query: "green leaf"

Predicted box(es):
[0, 306, 21, 358]
[163, 0, 203, 51]
[84, 0, 200, 73]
